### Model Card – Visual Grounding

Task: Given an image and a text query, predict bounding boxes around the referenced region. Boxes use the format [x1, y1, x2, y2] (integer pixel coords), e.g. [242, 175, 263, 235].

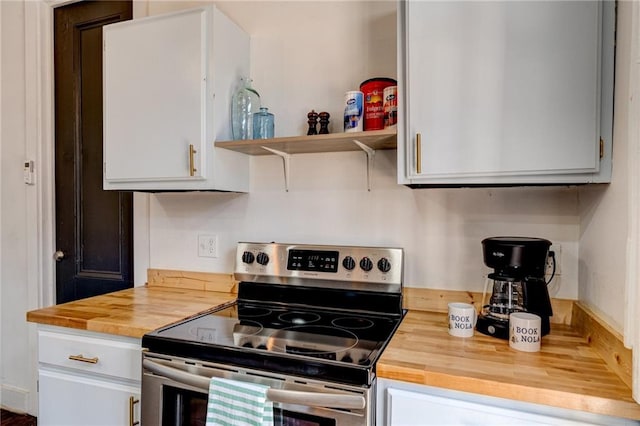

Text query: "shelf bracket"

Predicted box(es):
[261, 146, 291, 192]
[353, 140, 376, 191]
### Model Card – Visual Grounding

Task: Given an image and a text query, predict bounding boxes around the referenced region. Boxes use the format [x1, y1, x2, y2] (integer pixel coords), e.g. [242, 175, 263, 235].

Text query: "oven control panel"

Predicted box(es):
[235, 242, 403, 288]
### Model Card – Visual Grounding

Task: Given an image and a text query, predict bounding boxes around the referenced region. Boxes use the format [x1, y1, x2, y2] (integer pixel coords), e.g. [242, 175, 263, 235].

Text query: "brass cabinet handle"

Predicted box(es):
[68, 354, 99, 364]
[189, 144, 197, 177]
[129, 396, 140, 426]
[416, 133, 422, 174]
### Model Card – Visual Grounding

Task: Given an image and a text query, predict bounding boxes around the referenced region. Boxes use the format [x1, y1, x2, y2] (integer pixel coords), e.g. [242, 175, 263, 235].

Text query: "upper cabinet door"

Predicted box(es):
[399, 1, 614, 186]
[104, 8, 206, 182]
[103, 6, 250, 191]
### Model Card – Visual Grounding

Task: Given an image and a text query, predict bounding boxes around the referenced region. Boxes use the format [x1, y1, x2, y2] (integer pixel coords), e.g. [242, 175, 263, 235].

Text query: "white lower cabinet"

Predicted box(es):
[376, 379, 634, 426]
[37, 326, 141, 426]
[39, 370, 140, 426]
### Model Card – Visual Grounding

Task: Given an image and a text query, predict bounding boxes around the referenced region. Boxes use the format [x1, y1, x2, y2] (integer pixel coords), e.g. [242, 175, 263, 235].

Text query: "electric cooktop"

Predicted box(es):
[143, 242, 405, 386]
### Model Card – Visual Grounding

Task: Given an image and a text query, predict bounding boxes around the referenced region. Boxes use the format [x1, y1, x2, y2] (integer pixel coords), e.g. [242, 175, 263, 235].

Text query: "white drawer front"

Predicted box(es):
[38, 328, 141, 381]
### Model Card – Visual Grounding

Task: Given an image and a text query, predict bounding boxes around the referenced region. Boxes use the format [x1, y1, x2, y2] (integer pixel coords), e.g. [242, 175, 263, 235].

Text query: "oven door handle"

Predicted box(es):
[143, 359, 366, 410]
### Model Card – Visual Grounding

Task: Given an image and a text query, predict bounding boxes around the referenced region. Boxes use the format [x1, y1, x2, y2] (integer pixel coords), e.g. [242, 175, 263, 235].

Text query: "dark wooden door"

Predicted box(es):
[54, 0, 133, 303]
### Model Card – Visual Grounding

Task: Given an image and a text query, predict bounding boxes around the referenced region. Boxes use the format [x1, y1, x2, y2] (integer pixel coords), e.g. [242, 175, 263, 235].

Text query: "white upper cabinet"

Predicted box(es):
[398, 0, 615, 186]
[103, 5, 250, 191]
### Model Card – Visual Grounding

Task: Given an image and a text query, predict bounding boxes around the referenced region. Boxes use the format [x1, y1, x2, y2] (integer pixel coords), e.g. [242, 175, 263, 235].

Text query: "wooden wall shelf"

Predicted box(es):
[214, 128, 397, 155]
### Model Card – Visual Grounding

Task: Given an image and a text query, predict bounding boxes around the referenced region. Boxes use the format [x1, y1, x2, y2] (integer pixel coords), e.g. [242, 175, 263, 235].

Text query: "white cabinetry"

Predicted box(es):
[103, 5, 250, 191]
[398, 0, 615, 186]
[377, 379, 633, 426]
[37, 326, 141, 426]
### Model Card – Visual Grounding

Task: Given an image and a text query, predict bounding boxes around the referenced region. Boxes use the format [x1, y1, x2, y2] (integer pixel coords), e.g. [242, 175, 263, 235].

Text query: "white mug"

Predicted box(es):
[448, 302, 477, 338]
[509, 312, 542, 352]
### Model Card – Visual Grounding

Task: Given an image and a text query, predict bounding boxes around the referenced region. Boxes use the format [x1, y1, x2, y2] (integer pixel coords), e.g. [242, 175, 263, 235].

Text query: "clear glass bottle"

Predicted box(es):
[253, 107, 274, 139]
[231, 78, 261, 140]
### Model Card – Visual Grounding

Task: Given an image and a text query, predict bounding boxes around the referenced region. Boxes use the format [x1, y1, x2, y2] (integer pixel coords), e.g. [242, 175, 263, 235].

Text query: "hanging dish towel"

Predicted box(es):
[206, 377, 274, 426]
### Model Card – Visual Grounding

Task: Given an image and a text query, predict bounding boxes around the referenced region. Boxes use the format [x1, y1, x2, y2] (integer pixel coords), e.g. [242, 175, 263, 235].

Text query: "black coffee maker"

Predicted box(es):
[476, 237, 553, 339]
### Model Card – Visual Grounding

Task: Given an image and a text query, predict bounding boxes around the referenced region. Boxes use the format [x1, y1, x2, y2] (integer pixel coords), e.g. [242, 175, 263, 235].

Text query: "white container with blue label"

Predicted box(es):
[344, 90, 364, 132]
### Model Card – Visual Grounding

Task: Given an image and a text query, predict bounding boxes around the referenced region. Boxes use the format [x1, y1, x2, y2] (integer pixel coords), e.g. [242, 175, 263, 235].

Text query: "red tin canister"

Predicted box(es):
[360, 78, 396, 131]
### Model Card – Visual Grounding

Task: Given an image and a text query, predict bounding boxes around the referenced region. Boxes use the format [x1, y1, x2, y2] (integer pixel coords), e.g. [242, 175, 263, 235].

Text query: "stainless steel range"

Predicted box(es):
[141, 242, 404, 426]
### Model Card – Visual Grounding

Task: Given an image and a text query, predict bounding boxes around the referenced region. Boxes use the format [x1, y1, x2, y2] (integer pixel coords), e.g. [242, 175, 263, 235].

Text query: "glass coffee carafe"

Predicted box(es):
[482, 278, 525, 320]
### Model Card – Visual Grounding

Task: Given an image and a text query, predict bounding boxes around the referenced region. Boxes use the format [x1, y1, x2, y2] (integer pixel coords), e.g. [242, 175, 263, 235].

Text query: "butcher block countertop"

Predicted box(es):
[26, 270, 640, 420]
[26, 269, 237, 338]
[377, 309, 640, 420]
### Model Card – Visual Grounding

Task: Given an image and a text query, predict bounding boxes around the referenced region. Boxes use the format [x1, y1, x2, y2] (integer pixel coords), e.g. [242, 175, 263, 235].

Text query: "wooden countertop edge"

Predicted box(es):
[26, 310, 89, 331]
[376, 363, 640, 420]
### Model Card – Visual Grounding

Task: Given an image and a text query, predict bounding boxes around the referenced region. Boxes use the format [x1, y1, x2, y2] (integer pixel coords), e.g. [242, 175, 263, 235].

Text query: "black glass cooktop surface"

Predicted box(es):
[144, 280, 405, 385]
[153, 301, 398, 361]
[143, 297, 403, 385]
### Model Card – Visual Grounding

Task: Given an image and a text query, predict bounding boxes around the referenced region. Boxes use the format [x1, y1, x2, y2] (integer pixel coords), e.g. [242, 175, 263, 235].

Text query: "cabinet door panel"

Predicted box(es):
[104, 8, 206, 182]
[387, 388, 593, 425]
[39, 369, 140, 426]
[406, 1, 601, 180]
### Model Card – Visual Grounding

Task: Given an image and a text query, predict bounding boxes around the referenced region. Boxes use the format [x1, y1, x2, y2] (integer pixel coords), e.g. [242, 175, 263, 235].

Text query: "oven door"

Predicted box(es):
[141, 353, 373, 426]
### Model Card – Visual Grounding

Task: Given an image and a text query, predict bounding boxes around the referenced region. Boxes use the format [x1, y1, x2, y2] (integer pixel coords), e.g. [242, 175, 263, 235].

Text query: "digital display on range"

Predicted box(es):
[287, 249, 339, 273]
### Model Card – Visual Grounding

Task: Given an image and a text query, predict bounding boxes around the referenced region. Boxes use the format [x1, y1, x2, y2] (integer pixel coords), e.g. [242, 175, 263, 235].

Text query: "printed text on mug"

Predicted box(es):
[451, 315, 473, 329]
[514, 326, 540, 343]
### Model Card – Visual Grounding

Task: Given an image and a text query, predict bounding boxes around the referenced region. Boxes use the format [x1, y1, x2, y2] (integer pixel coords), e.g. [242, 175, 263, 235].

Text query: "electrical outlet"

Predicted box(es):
[545, 244, 561, 277]
[198, 234, 218, 258]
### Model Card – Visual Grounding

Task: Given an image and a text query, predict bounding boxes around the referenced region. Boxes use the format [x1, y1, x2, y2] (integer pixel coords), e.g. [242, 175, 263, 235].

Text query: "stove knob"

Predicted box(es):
[359, 257, 373, 272]
[256, 252, 270, 266]
[377, 257, 391, 273]
[242, 251, 255, 264]
[342, 256, 356, 271]
[341, 354, 353, 363]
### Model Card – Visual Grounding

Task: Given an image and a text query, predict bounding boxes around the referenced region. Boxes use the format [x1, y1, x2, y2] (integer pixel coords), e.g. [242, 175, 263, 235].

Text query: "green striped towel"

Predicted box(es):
[206, 377, 274, 426]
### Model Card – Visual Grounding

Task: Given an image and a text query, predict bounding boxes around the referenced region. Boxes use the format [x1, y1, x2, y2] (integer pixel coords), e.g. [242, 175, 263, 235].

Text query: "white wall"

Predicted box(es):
[151, 168, 580, 298]
[577, 2, 632, 332]
[145, 1, 580, 301]
[1, 0, 33, 413]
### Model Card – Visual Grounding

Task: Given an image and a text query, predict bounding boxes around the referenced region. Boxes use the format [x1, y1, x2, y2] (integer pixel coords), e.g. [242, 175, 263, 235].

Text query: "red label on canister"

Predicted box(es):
[360, 78, 396, 131]
[383, 86, 397, 128]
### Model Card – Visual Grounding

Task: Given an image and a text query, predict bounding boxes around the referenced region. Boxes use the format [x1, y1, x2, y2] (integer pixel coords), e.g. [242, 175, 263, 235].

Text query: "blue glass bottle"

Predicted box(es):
[231, 78, 261, 140]
[253, 107, 274, 139]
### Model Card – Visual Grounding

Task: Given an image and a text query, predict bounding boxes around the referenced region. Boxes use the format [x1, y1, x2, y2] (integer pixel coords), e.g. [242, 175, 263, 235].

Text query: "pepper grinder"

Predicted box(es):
[307, 110, 319, 135]
[318, 112, 330, 134]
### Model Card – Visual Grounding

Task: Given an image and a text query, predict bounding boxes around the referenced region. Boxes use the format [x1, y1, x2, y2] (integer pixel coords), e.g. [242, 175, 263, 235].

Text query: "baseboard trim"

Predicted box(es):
[147, 268, 238, 293]
[402, 286, 574, 325]
[571, 301, 632, 389]
[1, 383, 30, 414]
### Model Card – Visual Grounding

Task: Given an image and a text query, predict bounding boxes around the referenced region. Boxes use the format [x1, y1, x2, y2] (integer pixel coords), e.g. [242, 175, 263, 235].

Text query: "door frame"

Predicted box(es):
[625, 0, 640, 402]
[24, 0, 150, 413]
[26, 0, 151, 309]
